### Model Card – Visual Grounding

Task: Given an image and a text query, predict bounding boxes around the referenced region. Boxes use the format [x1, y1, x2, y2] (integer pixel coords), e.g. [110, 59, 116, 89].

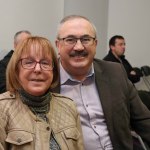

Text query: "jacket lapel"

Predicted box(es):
[94, 60, 116, 144]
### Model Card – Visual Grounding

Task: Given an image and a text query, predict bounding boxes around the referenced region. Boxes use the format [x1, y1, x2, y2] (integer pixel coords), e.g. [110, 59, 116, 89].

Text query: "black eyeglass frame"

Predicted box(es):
[58, 36, 96, 47]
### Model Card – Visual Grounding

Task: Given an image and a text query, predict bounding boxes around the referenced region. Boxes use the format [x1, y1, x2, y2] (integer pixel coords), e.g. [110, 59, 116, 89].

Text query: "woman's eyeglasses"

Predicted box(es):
[19, 58, 54, 71]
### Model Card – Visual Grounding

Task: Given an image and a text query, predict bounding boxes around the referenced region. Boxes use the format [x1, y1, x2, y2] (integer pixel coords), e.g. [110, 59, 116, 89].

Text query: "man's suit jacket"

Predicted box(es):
[52, 58, 150, 150]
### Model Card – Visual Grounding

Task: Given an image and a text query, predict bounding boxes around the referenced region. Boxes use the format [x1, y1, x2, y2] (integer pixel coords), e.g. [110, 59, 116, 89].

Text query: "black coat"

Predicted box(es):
[103, 50, 141, 83]
[0, 50, 14, 93]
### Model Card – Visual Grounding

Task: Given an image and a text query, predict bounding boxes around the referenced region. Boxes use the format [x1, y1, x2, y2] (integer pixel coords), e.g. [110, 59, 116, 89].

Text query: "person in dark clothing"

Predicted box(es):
[103, 35, 142, 84]
[0, 30, 31, 93]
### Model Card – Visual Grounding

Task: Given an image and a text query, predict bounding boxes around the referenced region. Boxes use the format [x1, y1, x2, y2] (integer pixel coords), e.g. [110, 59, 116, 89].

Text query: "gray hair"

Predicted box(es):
[14, 30, 31, 45]
[56, 15, 97, 38]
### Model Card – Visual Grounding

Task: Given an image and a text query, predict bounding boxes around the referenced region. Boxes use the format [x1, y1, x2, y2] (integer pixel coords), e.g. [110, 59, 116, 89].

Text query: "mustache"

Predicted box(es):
[69, 50, 88, 57]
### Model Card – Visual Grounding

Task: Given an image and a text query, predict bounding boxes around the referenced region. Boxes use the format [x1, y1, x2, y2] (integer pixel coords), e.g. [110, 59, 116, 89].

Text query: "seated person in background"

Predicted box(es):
[103, 35, 142, 84]
[0, 36, 84, 150]
[0, 30, 31, 94]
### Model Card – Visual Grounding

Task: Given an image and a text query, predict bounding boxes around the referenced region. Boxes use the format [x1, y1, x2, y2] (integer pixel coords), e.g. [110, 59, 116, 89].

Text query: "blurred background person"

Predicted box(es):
[0, 30, 31, 93]
[103, 35, 142, 84]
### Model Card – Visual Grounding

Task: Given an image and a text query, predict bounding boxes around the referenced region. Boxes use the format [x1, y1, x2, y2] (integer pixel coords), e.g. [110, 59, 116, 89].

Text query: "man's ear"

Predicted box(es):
[95, 39, 98, 46]
[55, 40, 58, 47]
[55, 40, 60, 55]
[14, 42, 17, 49]
[110, 45, 114, 51]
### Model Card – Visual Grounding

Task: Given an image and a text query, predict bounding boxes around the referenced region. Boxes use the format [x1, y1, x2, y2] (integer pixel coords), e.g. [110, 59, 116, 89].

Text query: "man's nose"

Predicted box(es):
[73, 39, 84, 50]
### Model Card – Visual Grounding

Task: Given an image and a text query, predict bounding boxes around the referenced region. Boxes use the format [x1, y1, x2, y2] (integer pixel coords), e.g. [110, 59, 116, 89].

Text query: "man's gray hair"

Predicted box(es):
[56, 15, 97, 38]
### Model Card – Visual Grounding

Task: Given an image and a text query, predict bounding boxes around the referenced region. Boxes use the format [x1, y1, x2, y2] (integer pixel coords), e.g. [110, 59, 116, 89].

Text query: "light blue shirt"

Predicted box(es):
[60, 63, 113, 150]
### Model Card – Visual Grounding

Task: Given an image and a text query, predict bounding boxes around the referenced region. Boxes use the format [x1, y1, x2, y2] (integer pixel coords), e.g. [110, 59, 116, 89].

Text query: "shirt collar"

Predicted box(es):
[60, 63, 95, 85]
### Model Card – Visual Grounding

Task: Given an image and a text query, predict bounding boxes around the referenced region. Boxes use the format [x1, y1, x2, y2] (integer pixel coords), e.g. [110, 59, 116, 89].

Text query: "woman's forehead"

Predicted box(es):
[21, 46, 51, 58]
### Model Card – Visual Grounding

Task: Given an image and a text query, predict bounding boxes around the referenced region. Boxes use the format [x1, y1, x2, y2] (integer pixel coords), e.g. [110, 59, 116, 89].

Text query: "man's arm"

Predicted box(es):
[0, 63, 7, 94]
[128, 68, 142, 83]
[126, 73, 150, 146]
[0, 51, 13, 94]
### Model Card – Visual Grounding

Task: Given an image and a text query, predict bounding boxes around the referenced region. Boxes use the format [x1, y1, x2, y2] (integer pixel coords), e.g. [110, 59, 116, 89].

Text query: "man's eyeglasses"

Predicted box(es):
[19, 58, 54, 71]
[58, 36, 96, 47]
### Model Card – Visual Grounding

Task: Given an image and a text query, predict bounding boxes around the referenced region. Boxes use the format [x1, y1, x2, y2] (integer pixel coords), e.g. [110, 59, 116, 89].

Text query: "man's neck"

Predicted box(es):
[60, 63, 93, 82]
[111, 51, 120, 60]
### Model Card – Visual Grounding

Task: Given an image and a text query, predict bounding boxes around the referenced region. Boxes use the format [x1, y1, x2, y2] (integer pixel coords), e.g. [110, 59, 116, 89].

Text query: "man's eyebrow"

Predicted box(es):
[65, 34, 92, 38]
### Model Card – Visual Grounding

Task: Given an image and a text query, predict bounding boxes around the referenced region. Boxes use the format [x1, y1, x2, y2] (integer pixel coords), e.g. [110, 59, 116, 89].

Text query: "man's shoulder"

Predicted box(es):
[0, 50, 14, 67]
[103, 52, 111, 60]
[93, 58, 126, 77]
[94, 58, 121, 69]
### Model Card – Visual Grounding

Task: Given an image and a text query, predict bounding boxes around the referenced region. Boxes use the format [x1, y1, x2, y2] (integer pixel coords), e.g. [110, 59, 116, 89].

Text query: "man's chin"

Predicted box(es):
[71, 60, 88, 68]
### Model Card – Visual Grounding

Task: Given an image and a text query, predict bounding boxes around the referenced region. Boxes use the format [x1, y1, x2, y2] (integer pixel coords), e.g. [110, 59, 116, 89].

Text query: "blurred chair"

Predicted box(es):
[138, 90, 150, 110]
[131, 131, 150, 150]
[141, 66, 150, 76]
[141, 66, 150, 90]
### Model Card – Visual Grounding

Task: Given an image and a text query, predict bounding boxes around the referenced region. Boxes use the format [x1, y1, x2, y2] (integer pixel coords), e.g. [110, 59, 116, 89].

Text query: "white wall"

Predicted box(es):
[0, 0, 108, 60]
[64, 0, 109, 59]
[107, 0, 150, 67]
[0, 0, 149, 68]
[0, 0, 64, 59]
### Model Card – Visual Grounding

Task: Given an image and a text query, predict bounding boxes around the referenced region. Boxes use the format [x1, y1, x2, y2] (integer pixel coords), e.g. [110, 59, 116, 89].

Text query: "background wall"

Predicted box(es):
[64, 0, 108, 59]
[107, 0, 150, 67]
[0, 0, 108, 60]
[0, 0, 64, 59]
[0, 0, 150, 68]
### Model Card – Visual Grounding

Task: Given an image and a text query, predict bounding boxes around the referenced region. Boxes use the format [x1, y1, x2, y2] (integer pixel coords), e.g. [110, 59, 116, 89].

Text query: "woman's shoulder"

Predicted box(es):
[0, 91, 16, 102]
[51, 92, 74, 103]
[0, 92, 17, 123]
[51, 93, 77, 110]
[0, 91, 17, 111]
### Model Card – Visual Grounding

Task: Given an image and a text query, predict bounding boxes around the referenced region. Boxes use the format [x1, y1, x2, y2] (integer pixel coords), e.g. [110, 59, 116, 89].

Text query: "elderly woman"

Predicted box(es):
[0, 36, 84, 150]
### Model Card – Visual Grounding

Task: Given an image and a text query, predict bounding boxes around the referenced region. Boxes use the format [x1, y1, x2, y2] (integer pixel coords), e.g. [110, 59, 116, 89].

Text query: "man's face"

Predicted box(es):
[56, 18, 97, 75]
[111, 39, 125, 57]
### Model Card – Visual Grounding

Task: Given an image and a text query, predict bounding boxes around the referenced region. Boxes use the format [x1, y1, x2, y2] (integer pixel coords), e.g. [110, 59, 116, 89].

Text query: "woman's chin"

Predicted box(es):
[27, 89, 46, 96]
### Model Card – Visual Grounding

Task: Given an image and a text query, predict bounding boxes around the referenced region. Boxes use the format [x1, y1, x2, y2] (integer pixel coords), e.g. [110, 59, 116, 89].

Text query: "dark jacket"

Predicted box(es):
[52, 59, 150, 150]
[0, 50, 14, 93]
[103, 50, 141, 83]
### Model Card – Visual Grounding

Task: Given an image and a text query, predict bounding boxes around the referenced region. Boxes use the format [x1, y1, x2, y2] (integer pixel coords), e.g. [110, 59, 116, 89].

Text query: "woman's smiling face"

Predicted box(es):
[18, 44, 53, 96]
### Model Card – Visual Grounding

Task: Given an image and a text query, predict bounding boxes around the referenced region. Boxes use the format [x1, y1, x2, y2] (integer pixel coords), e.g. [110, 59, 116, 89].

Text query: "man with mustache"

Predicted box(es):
[103, 35, 142, 84]
[54, 15, 150, 150]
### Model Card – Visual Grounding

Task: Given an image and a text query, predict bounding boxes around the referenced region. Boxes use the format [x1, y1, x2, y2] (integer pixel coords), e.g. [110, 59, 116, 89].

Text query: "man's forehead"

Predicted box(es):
[61, 18, 89, 28]
[115, 39, 125, 43]
[59, 19, 95, 37]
